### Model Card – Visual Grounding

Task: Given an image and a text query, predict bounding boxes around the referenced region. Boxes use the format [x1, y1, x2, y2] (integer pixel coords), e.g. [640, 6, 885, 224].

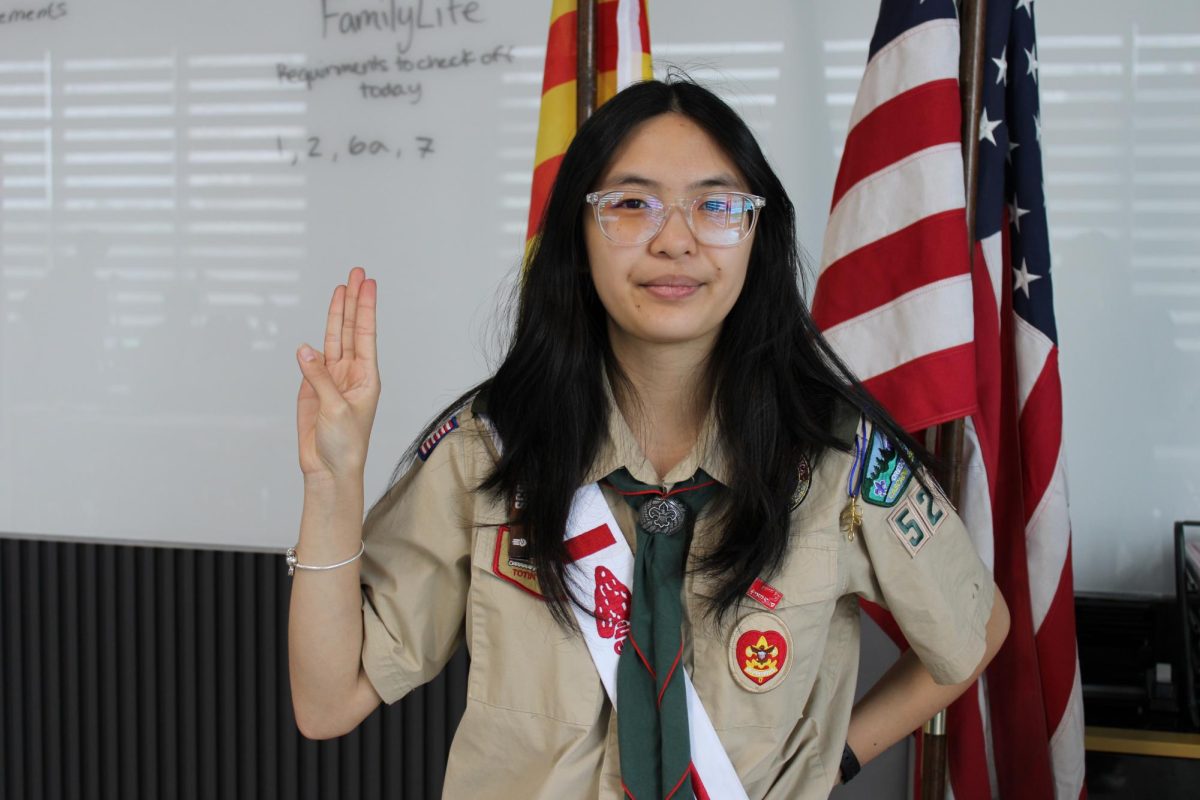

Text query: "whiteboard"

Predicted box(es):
[3, 0, 1198, 598]
[0, 0, 816, 552]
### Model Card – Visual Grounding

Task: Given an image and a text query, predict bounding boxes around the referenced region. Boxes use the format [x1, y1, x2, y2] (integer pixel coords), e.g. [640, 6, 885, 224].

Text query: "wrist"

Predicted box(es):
[303, 470, 363, 493]
[302, 470, 362, 501]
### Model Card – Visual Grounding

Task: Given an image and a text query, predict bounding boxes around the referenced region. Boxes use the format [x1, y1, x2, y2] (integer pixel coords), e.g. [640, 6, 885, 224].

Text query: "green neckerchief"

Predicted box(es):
[604, 467, 719, 800]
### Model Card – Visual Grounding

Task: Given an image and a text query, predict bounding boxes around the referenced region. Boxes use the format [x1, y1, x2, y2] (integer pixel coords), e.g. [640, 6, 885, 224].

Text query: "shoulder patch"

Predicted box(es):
[860, 426, 913, 507]
[417, 416, 458, 461]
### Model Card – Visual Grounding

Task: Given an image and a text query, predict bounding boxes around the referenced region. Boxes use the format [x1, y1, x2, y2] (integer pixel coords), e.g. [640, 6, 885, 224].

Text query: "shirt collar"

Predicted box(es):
[582, 369, 730, 489]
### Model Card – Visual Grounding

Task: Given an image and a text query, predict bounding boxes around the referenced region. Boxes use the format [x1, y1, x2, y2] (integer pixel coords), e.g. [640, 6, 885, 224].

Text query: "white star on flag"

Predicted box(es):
[1007, 138, 1020, 163]
[1025, 43, 1039, 84]
[1016, 0, 1035, 18]
[1013, 259, 1042, 297]
[993, 45, 1008, 85]
[980, 107, 1002, 145]
[1008, 197, 1030, 232]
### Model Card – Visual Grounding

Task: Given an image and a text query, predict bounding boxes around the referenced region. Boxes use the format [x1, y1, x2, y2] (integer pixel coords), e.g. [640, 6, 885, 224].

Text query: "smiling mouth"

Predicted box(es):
[640, 277, 702, 299]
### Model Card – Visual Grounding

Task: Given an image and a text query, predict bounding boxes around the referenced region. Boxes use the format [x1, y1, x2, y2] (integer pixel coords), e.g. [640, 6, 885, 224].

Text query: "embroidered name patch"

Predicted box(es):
[860, 428, 913, 507]
[886, 487, 947, 557]
[791, 456, 812, 510]
[728, 611, 793, 692]
[747, 578, 783, 610]
[493, 525, 542, 597]
[417, 416, 458, 461]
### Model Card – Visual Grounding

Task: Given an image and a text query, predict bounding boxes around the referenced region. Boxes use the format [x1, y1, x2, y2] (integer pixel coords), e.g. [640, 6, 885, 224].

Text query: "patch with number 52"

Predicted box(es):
[886, 487, 947, 557]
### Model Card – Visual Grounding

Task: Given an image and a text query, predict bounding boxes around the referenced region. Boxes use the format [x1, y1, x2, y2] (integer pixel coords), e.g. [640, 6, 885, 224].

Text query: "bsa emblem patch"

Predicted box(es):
[492, 525, 542, 597]
[887, 486, 947, 558]
[860, 427, 913, 507]
[791, 456, 812, 510]
[728, 611, 793, 692]
[417, 416, 458, 461]
[593, 566, 631, 654]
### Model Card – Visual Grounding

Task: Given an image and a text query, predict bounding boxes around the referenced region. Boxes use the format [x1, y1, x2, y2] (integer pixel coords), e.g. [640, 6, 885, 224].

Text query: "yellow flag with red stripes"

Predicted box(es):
[526, 0, 654, 245]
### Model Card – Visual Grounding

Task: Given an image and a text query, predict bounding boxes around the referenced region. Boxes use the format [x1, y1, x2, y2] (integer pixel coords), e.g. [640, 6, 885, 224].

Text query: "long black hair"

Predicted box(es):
[383, 77, 941, 626]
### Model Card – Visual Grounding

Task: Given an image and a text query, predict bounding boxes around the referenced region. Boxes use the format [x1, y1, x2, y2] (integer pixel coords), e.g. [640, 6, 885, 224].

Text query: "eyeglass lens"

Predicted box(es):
[594, 191, 757, 246]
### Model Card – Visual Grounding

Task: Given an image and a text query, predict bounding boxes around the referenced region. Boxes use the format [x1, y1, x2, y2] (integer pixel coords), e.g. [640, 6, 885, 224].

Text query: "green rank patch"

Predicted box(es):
[860, 428, 913, 507]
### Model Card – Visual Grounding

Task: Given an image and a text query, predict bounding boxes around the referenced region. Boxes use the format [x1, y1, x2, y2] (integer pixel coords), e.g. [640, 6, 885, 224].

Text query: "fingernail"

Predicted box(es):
[300, 345, 316, 362]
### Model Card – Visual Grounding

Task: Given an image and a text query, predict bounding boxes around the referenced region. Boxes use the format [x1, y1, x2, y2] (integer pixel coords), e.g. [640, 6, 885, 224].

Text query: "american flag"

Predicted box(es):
[813, 1, 1087, 798]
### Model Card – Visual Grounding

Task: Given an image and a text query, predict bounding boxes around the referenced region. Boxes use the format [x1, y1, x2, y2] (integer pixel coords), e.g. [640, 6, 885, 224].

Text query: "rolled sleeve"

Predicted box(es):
[358, 411, 479, 704]
[850, 425, 996, 685]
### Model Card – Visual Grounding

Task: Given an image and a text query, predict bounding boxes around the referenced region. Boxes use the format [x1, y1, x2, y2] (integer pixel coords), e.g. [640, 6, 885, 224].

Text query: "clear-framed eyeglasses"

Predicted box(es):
[585, 189, 766, 247]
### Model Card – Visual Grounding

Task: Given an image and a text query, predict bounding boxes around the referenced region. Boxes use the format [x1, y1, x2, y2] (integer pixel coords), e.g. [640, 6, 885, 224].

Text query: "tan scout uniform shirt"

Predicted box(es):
[359, 393, 995, 800]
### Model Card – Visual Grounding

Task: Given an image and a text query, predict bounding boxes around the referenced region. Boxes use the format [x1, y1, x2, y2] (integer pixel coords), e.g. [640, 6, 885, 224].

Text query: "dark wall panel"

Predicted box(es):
[0, 536, 468, 800]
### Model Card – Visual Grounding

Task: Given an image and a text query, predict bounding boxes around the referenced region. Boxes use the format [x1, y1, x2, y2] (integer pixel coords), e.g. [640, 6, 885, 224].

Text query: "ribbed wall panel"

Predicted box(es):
[0, 537, 469, 800]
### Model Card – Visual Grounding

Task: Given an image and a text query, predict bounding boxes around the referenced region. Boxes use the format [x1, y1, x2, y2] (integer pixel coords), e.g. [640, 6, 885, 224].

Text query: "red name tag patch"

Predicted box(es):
[747, 578, 782, 609]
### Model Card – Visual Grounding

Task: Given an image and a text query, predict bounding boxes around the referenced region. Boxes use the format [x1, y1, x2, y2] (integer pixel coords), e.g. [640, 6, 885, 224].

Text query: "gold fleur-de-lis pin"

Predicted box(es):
[840, 496, 863, 542]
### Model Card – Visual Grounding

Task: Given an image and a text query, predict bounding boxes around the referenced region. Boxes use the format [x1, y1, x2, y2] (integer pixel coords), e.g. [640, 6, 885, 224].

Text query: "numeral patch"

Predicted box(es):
[914, 487, 946, 530]
[887, 499, 934, 557]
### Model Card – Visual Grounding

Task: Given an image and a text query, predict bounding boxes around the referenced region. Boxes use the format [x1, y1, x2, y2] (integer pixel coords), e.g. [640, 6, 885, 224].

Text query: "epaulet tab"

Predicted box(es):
[830, 398, 860, 448]
[470, 384, 491, 418]
[417, 416, 459, 462]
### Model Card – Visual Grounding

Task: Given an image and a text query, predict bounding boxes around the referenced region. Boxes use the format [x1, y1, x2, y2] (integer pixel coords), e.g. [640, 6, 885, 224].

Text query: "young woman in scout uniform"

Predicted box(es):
[289, 79, 1011, 799]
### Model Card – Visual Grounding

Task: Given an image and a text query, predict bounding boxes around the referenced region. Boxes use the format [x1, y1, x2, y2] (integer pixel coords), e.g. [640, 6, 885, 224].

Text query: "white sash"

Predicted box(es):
[562, 483, 748, 799]
[476, 414, 746, 796]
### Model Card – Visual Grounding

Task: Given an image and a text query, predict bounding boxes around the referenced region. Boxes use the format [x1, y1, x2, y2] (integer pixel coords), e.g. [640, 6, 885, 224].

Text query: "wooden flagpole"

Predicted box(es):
[576, 0, 597, 125]
[919, 1, 987, 798]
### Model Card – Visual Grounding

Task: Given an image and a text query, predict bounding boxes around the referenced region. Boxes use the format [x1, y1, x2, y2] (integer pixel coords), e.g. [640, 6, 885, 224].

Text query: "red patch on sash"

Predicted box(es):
[564, 523, 617, 562]
[735, 629, 788, 686]
[593, 566, 631, 654]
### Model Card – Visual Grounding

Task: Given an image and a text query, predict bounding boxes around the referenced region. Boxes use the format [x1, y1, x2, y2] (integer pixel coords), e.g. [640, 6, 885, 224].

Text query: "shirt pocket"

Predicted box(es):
[691, 529, 839, 731]
[466, 527, 606, 727]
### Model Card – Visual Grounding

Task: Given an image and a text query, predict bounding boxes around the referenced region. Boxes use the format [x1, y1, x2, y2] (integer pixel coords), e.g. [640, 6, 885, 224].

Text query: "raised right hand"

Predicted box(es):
[295, 267, 380, 483]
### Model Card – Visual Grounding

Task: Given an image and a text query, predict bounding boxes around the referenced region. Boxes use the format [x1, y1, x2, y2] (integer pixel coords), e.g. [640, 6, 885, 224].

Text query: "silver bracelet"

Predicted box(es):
[285, 540, 365, 576]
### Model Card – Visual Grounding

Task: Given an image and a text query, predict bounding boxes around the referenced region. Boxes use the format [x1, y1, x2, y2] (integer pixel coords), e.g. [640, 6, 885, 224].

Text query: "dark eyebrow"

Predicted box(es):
[602, 172, 744, 192]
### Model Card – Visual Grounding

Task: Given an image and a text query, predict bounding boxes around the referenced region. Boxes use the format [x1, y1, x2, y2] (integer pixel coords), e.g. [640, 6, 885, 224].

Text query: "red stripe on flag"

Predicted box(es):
[1018, 349, 1063, 521]
[638, 0, 651, 54]
[594, 1, 619, 72]
[947, 684, 991, 799]
[813, 210, 972, 330]
[1034, 542, 1079, 733]
[970, 240, 1002, 494]
[861, 343, 978, 433]
[541, 11, 578, 93]
[974, 225, 1057, 799]
[830, 79, 963, 210]
[565, 523, 618, 561]
[527, 153, 564, 236]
